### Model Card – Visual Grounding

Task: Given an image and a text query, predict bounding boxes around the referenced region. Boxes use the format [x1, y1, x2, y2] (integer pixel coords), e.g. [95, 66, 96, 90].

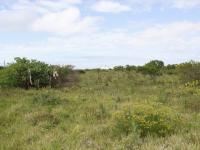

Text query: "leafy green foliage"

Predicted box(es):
[114, 66, 124, 71]
[163, 64, 177, 74]
[51, 65, 75, 87]
[125, 65, 137, 71]
[177, 61, 200, 84]
[132, 103, 182, 137]
[138, 60, 164, 76]
[29, 59, 51, 87]
[113, 103, 182, 137]
[0, 58, 73, 88]
[0, 57, 51, 88]
[112, 108, 137, 136]
[113, 60, 165, 76]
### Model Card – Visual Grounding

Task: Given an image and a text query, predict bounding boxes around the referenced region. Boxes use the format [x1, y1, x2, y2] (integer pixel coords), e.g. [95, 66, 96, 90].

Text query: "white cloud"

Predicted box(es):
[0, 0, 200, 68]
[32, 7, 101, 35]
[1, 21, 200, 68]
[0, 10, 36, 31]
[0, 0, 99, 34]
[126, 0, 200, 11]
[65, 0, 82, 4]
[91, 1, 131, 13]
[91, 0, 200, 14]
[8, 0, 82, 14]
[171, 0, 200, 9]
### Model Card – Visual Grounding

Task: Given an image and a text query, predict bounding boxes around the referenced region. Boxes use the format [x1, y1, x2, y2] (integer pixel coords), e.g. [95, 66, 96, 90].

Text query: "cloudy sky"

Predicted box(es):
[0, 0, 200, 68]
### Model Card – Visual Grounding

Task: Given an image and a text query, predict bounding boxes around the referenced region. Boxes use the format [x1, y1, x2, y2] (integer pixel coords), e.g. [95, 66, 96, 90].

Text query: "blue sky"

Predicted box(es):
[0, 0, 200, 68]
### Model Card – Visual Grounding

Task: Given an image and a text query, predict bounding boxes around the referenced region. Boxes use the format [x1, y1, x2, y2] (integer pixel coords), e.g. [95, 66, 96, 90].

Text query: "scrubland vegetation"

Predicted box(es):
[0, 58, 200, 149]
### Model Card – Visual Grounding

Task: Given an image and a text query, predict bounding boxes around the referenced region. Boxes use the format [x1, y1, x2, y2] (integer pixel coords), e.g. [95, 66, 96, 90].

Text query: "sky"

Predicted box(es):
[0, 0, 200, 68]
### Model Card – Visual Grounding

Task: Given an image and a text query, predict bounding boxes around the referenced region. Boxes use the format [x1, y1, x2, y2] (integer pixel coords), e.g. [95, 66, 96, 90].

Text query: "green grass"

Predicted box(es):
[0, 70, 200, 150]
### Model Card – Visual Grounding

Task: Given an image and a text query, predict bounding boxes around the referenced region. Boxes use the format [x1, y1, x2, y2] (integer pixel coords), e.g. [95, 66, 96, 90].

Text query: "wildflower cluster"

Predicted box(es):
[112, 103, 182, 137]
[185, 80, 200, 87]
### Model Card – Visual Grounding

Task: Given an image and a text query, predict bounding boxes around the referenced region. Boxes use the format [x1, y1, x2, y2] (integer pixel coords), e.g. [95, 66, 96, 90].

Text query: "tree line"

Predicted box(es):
[113, 60, 200, 85]
[0, 58, 200, 88]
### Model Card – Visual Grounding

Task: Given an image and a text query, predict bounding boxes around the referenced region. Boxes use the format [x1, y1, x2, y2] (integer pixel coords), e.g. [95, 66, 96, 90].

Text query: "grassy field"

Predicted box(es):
[0, 70, 200, 150]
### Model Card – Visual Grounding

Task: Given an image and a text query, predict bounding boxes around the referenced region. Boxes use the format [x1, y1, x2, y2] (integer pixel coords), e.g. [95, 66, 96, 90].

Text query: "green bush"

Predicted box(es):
[163, 64, 177, 74]
[112, 103, 182, 137]
[51, 65, 76, 88]
[114, 66, 125, 71]
[0, 58, 73, 88]
[132, 103, 182, 137]
[112, 108, 137, 136]
[177, 61, 200, 83]
[137, 60, 164, 76]
[125, 65, 137, 71]
[0, 58, 51, 88]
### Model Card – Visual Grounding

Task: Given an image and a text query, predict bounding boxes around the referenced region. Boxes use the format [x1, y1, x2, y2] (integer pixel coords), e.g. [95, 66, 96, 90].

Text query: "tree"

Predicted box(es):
[125, 65, 136, 71]
[138, 60, 164, 76]
[114, 66, 124, 71]
[163, 64, 177, 74]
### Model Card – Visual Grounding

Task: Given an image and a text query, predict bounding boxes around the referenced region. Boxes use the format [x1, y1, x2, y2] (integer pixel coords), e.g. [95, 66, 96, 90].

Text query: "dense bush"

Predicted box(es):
[113, 60, 164, 74]
[114, 66, 124, 71]
[0, 58, 73, 88]
[112, 108, 137, 136]
[132, 103, 182, 137]
[137, 60, 164, 76]
[177, 61, 200, 84]
[125, 65, 137, 71]
[0, 58, 51, 88]
[112, 103, 182, 137]
[51, 65, 78, 88]
[162, 64, 177, 74]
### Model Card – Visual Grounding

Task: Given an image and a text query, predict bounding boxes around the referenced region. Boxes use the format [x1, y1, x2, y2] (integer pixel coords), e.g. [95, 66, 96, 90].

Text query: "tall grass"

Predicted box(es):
[0, 70, 199, 149]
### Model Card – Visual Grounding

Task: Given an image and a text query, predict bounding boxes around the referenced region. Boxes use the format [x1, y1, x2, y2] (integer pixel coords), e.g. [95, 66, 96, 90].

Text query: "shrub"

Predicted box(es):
[137, 60, 164, 76]
[29, 59, 52, 88]
[112, 103, 182, 137]
[112, 108, 137, 136]
[163, 64, 177, 74]
[185, 80, 200, 87]
[114, 66, 124, 71]
[0, 58, 74, 88]
[132, 103, 182, 137]
[0, 57, 51, 88]
[125, 65, 137, 71]
[51, 65, 78, 88]
[177, 61, 200, 83]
